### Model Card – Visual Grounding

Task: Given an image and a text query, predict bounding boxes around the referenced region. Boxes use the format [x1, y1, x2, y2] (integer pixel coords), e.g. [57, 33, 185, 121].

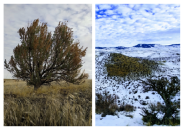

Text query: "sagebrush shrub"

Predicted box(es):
[96, 91, 134, 117]
[96, 91, 118, 116]
[124, 104, 134, 112]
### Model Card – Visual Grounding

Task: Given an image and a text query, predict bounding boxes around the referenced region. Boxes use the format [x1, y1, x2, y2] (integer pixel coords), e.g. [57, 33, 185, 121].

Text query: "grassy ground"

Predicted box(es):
[4, 79, 92, 126]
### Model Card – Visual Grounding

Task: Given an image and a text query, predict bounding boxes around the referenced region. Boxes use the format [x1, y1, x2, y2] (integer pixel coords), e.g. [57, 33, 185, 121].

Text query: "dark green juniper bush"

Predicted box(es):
[140, 76, 180, 125]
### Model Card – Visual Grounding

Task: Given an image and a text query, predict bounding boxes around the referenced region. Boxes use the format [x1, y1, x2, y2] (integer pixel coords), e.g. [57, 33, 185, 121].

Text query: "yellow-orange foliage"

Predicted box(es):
[105, 53, 159, 79]
[4, 19, 89, 90]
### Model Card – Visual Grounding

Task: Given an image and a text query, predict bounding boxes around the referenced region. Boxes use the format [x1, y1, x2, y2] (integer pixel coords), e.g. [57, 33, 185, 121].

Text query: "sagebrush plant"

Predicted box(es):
[124, 104, 134, 112]
[4, 19, 88, 90]
[96, 91, 118, 117]
[140, 76, 180, 125]
[95, 90, 134, 117]
[4, 79, 92, 126]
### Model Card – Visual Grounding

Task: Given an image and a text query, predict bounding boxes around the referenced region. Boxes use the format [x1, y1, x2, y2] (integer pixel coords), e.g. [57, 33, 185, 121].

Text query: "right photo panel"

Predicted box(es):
[95, 4, 180, 126]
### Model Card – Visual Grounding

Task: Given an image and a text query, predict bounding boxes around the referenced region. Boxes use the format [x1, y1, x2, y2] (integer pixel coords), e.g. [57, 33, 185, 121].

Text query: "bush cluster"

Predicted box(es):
[105, 53, 159, 80]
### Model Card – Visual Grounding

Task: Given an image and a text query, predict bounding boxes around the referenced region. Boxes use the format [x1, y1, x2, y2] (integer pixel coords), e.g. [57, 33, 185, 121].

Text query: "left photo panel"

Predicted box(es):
[4, 4, 92, 126]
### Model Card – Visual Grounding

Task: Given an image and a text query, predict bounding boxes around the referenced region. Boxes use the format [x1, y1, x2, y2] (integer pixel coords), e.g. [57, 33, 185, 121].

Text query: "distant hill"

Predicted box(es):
[95, 46, 128, 50]
[115, 46, 129, 50]
[133, 44, 180, 48]
[133, 44, 155, 48]
[95, 44, 180, 49]
[166, 44, 180, 47]
[95, 47, 107, 49]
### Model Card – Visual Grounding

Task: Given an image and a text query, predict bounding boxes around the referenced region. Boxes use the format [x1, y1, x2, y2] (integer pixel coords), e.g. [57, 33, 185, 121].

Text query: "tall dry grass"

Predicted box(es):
[4, 79, 92, 126]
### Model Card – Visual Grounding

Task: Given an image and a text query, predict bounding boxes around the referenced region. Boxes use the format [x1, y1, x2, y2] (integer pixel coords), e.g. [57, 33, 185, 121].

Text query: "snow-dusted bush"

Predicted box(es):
[140, 103, 164, 125]
[140, 76, 180, 125]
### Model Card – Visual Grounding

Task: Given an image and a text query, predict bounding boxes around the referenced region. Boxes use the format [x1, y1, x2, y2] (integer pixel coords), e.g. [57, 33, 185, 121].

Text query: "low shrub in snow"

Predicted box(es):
[140, 76, 180, 125]
[125, 114, 133, 118]
[96, 91, 135, 117]
[140, 103, 164, 125]
[96, 91, 118, 117]
[124, 104, 134, 112]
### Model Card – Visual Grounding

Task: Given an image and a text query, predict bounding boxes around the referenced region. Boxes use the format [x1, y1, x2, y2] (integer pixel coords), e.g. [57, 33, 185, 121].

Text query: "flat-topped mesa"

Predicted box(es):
[133, 44, 156, 48]
[95, 44, 180, 50]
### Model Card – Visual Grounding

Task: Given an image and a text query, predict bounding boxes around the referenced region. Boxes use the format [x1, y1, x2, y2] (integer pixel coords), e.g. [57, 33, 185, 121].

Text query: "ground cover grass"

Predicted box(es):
[4, 79, 92, 126]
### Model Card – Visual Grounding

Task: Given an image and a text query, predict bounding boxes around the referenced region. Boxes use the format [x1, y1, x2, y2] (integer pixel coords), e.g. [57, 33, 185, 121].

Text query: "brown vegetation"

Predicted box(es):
[96, 91, 134, 117]
[4, 79, 92, 126]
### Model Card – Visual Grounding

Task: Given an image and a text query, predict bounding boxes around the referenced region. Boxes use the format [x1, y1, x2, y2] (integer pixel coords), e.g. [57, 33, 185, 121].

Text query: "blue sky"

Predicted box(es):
[96, 4, 180, 47]
[4, 4, 92, 79]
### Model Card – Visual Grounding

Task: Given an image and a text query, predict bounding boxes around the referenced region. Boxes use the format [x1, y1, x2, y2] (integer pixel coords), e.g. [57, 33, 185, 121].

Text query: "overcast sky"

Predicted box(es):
[4, 4, 92, 79]
[96, 4, 180, 47]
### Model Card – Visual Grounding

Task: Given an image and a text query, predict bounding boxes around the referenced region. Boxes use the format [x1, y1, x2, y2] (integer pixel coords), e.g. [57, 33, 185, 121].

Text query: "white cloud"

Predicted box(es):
[128, 4, 135, 8]
[105, 10, 115, 15]
[117, 5, 132, 16]
[98, 4, 112, 10]
[111, 15, 117, 19]
[96, 4, 180, 47]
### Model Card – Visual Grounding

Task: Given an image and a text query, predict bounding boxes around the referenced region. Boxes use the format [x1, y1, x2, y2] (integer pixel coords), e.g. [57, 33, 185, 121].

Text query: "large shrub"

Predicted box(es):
[140, 76, 180, 125]
[4, 19, 88, 90]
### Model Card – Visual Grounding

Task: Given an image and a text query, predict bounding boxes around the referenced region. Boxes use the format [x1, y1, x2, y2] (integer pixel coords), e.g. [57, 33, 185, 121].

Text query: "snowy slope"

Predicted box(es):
[95, 44, 180, 126]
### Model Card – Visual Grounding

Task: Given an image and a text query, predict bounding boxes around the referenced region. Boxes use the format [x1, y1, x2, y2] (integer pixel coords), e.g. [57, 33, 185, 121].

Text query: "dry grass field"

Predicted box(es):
[4, 79, 92, 126]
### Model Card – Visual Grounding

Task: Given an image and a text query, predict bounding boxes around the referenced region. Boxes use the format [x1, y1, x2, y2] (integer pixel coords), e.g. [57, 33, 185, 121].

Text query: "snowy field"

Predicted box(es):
[95, 44, 180, 126]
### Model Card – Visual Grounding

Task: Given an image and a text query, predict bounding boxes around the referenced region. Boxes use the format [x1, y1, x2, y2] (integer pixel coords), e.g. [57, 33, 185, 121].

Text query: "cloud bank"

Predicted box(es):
[4, 4, 92, 79]
[96, 4, 180, 47]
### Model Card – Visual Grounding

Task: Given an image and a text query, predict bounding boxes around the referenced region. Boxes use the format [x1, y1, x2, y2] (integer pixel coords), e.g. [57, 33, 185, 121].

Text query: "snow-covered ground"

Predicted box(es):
[96, 110, 144, 126]
[95, 44, 180, 126]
